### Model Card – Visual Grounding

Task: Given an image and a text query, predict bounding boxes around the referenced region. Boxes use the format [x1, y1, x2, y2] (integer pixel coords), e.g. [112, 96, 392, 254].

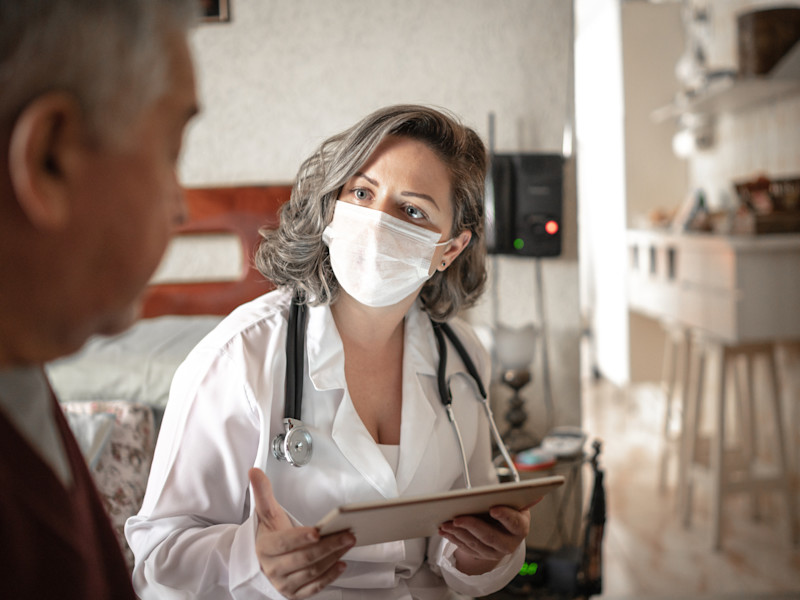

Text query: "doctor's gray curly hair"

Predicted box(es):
[255, 104, 488, 321]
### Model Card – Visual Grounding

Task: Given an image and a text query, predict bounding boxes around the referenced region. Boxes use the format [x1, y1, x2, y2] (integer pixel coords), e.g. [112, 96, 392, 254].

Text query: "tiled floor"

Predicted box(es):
[583, 379, 800, 599]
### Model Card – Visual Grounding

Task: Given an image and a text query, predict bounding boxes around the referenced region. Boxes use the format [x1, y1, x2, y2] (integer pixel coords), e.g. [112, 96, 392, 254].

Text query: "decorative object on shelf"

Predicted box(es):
[737, 7, 800, 77]
[672, 188, 711, 232]
[495, 323, 539, 453]
[732, 174, 800, 234]
[675, 2, 711, 93]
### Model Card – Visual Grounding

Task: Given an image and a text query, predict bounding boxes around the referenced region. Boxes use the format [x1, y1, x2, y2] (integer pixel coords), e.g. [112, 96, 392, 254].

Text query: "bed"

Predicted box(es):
[46, 184, 292, 570]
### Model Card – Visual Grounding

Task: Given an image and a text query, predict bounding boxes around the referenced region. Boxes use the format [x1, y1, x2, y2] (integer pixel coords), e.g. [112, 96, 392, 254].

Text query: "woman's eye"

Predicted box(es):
[405, 204, 425, 220]
[353, 188, 369, 201]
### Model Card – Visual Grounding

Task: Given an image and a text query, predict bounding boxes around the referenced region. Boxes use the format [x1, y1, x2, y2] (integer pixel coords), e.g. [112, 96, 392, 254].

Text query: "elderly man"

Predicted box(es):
[0, 1, 199, 597]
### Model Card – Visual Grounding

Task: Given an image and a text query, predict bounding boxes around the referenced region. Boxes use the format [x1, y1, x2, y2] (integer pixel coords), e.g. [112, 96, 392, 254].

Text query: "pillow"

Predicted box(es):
[47, 315, 221, 424]
[61, 400, 155, 572]
[63, 411, 115, 470]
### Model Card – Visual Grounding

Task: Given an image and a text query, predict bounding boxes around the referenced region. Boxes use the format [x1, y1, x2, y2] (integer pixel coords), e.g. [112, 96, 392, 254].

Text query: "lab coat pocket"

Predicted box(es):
[336, 541, 404, 589]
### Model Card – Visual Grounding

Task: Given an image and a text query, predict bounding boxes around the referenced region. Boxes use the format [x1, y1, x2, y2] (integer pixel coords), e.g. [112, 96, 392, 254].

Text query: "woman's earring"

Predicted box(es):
[441, 261, 447, 269]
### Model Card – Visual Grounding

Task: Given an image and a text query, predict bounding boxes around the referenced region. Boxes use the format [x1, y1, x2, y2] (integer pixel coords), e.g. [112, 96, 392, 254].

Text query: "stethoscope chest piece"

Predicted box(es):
[272, 418, 313, 467]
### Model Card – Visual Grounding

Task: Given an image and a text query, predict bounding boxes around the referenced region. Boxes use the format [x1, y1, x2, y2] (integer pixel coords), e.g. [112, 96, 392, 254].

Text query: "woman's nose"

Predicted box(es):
[370, 194, 395, 216]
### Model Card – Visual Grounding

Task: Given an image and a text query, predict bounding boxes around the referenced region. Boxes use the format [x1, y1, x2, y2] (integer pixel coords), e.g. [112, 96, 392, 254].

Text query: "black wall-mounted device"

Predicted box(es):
[486, 153, 564, 258]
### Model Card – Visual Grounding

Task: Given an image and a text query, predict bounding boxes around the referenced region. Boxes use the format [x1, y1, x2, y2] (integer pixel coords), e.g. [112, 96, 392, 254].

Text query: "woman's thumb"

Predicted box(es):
[249, 468, 290, 532]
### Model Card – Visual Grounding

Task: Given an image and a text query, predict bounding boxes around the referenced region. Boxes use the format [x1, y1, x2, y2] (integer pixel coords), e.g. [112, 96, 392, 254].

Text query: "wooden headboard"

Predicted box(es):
[140, 185, 292, 318]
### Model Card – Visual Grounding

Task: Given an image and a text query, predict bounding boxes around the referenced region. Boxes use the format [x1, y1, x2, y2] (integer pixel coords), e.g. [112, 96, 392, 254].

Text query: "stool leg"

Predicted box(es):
[737, 353, 761, 520]
[681, 341, 704, 528]
[766, 349, 799, 545]
[711, 344, 727, 551]
[676, 330, 691, 509]
[783, 345, 800, 516]
[659, 331, 677, 492]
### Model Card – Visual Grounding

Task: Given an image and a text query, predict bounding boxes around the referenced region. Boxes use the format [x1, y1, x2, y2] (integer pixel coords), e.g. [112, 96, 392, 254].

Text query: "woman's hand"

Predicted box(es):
[438, 502, 534, 576]
[249, 468, 355, 599]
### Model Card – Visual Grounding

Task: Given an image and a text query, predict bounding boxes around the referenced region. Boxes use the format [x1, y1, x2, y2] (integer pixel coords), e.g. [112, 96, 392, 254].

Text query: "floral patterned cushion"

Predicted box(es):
[61, 400, 155, 572]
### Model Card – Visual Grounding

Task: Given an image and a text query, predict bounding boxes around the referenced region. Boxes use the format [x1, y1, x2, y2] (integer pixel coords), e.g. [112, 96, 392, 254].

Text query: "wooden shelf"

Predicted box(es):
[653, 76, 800, 122]
[652, 40, 800, 122]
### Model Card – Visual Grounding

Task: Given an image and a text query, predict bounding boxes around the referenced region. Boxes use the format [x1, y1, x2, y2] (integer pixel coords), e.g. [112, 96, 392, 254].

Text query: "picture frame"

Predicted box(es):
[201, 0, 230, 23]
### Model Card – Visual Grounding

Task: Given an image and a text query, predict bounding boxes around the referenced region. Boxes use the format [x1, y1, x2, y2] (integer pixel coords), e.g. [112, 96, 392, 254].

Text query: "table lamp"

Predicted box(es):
[494, 323, 539, 453]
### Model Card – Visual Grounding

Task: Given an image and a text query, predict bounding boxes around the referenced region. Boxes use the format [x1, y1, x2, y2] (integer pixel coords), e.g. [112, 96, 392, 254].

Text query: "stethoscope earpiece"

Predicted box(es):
[272, 418, 313, 467]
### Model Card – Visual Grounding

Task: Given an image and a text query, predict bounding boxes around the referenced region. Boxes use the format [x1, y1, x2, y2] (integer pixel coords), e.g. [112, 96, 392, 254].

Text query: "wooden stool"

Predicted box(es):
[680, 337, 798, 550]
[658, 323, 690, 494]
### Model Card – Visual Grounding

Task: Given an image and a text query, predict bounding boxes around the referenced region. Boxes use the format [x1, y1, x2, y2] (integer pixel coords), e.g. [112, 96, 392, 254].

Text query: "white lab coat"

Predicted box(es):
[126, 288, 524, 599]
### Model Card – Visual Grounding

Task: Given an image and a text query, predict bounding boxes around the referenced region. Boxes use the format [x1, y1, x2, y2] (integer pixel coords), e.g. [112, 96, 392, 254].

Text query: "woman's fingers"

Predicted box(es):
[275, 535, 353, 599]
[258, 529, 354, 576]
[258, 530, 354, 599]
[486, 505, 531, 538]
[255, 525, 321, 562]
[440, 506, 531, 560]
[439, 522, 501, 560]
[249, 468, 355, 598]
[288, 561, 348, 600]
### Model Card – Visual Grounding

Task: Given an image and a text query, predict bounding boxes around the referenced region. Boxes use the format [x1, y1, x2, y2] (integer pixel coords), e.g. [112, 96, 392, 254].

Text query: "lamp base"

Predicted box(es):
[502, 379, 538, 454]
[502, 427, 539, 455]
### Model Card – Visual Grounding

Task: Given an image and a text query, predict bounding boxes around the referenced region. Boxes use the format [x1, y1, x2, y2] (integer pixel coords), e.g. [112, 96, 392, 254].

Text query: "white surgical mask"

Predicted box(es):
[322, 201, 451, 307]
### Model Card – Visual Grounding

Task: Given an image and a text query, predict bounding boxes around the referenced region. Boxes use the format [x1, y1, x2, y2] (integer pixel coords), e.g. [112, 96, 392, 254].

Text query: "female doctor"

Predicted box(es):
[126, 105, 530, 600]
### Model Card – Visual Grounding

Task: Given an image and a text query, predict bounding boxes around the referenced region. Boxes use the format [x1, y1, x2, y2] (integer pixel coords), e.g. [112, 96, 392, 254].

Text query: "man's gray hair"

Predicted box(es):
[0, 0, 198, 144]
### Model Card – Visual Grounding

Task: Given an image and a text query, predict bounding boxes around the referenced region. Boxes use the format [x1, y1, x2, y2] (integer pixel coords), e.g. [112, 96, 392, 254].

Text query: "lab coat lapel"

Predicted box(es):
[332, 393, 399, 498]
[395, 305, 438, 495]
[306, 304, 399, 499]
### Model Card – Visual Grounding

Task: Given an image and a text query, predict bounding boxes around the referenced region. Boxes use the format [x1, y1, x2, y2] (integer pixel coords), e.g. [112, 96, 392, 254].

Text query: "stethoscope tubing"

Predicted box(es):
[432, 320, 519, 487]
[276, 296, 521, 485]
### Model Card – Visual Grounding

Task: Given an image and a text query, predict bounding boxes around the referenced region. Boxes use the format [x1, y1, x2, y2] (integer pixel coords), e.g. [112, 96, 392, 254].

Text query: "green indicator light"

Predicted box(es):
[513, 238, 524, 250]
[520, 561, 539, 576]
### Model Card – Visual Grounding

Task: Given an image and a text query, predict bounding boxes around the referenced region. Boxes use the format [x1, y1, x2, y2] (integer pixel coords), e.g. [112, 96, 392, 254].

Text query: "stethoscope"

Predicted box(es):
[272, 297, 520, 488]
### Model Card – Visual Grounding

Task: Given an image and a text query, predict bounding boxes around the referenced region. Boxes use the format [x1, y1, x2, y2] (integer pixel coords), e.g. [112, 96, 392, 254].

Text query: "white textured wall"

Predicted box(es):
[178, 0, 581, 438]
[182, 0, 571, 184]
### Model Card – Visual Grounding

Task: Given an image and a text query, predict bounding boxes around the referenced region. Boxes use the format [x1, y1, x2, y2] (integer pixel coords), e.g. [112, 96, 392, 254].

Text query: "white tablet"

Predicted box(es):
[315, 475, 565, 547]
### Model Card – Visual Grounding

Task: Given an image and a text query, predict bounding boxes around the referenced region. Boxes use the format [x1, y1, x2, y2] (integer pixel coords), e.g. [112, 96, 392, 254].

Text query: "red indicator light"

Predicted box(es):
[545, 220, 559, 235]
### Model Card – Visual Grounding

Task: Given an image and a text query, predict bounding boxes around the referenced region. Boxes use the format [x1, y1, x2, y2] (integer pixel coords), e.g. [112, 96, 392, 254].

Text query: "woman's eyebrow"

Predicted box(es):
[401, 190, 438, 209]
[354, 171, 378, 186]
[354, 171, 439, 209]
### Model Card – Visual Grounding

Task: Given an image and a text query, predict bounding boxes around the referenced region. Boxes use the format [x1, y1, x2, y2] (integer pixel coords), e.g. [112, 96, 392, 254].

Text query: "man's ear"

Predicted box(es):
[8, 92, 85, 231]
